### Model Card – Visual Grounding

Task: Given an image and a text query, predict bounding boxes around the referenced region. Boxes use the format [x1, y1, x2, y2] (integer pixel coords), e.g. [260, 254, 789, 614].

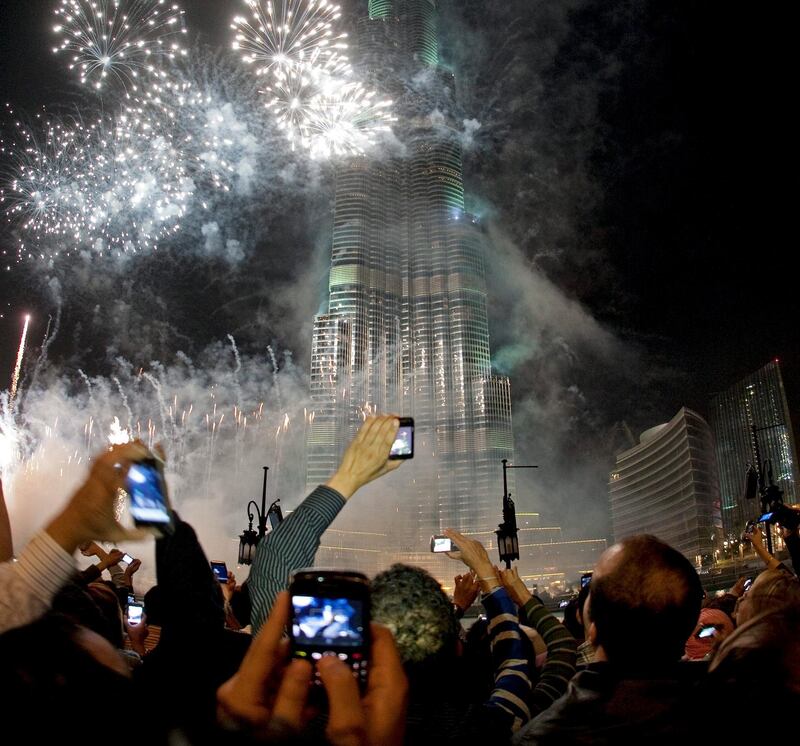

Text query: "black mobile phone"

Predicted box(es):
[289, 569, 371, 690]
[430, 535, 457, 553]
[580, 572, 593, 589]
[127, 601, 144, 626]
[121, 553, 134, 566]
[210, 560, 229, 583]
[389, 417, 414, 459]
[742, 577, 754, 592]
[757, 512, 774, 523]
[125, 458, 173, 536]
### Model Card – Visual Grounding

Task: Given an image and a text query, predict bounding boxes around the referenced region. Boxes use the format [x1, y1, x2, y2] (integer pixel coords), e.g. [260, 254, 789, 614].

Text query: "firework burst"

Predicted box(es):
[52, 0, 188, 93]
[302, 81, 395, 159]
[231, 0, 350, 80]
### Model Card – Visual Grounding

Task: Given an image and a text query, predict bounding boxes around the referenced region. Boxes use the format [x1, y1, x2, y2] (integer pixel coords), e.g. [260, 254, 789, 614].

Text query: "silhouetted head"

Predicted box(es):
[371, 563, 460, 677]
[586, 534, 704, 667]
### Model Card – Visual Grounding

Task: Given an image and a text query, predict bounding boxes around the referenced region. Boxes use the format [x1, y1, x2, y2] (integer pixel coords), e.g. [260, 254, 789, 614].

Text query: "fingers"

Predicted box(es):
[271, 658, 313, 731]
[363, 624, 408, 746]
[318, 656, 366, 746]
[235, 591, 292, 691]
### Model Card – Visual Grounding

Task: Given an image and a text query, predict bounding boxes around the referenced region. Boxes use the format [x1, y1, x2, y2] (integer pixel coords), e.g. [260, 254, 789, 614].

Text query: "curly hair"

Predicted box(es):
[370, 563, 460, 667]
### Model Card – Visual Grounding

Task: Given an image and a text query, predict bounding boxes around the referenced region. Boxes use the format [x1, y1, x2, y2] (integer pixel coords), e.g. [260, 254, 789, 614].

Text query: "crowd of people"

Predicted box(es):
[1, 415, 799, 745]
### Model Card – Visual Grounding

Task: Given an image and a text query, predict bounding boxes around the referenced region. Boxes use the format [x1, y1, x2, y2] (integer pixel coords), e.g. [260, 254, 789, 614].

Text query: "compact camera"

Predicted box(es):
[430, 535, 457, 553]
[289, 569, 371, 691]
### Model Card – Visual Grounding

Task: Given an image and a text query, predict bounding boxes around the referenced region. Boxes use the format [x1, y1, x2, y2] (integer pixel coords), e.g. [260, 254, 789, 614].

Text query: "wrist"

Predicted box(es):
[324, 473, 358, 501]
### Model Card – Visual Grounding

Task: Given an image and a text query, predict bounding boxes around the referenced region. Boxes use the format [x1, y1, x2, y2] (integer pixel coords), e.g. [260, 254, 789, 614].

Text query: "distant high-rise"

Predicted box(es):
[307, 0, 514, 575]
[608, 407, 723, 566]
[708, 360, 799, 539]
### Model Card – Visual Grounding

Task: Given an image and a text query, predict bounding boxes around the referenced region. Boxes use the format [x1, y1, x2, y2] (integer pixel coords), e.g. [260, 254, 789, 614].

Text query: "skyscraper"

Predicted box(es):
[307, 0, 514, 575]
[708, 360, 799, 539]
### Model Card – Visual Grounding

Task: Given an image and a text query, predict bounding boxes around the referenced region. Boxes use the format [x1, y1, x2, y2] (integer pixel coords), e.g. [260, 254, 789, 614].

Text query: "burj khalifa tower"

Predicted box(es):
[307, 0, 515, 576]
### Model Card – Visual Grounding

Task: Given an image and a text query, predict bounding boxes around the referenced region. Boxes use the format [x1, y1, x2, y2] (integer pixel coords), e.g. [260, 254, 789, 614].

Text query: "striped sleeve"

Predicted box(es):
[0, 530, 76, 634]
[248, 485, 346, 633]
[520, 596, 577, 716]
[481, 587, 533, 732]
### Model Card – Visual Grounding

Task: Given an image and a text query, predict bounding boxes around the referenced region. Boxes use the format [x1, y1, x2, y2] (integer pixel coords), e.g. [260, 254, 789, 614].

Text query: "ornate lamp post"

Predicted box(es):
[238, 466, 283, 565]
[496, 458, 538, 569]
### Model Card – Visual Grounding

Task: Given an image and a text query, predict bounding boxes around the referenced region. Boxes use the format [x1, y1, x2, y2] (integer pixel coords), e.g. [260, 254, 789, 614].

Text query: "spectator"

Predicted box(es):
[733, 566, 800, 626]
[683, 607, 735, 661]
[512, 534, 705, 745]
[217, 590, 409, 746]
[0, 441, 151, 634]
[248, 415, 403, 631]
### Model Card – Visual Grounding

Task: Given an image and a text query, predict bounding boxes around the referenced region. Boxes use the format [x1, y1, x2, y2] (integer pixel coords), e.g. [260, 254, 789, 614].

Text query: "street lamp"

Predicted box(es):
[238, 466, 283, 566]
[495, 458, 538, 569]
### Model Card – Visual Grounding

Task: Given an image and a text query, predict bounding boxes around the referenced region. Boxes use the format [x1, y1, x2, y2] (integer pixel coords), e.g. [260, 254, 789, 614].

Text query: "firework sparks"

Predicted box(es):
[52, 0, 188, 93]
[302, 81, 395, 159]
[1, 110, 194, 260]
[9, 314, 31, 407]
[231, 0, 349, 80]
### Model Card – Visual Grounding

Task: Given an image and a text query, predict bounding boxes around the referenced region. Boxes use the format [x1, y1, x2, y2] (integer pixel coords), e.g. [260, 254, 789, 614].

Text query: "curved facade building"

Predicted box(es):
[608, 407, 723, 565]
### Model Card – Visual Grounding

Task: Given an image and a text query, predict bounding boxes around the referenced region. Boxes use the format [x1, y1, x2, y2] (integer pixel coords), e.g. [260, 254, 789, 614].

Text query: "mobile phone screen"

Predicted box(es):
[126, 462, 171, 525]
[697, 625, 717, 638]
[389, 418, 414, 459]
[292, 595, 365, 646]
[758, 512, 774, 523]
[121, 553, 134, 565]
[211, 561, 228, 582]
[581, 573, 593, 589]
[127, 603, 143, 625]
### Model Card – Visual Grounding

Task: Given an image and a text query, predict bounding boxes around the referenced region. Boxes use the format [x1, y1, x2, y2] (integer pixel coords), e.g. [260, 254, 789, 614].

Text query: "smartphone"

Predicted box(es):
[743, 577, 754, 592]
[120, 553, 134, 567]
[289, 569, 371, 690]
[127, 601, 144, 626]
[430, 535, 457, 553]
[125, 458, 173, 536]
[758, 512, 775, 523]
[697, 624, 717, 639]
[210, 560, 229, 583]
[389, 417, 414, 459]
[580, 572, 593, 589]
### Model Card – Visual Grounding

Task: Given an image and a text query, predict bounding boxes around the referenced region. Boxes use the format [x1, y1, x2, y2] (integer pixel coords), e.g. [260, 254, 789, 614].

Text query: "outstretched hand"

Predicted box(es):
[442, 528, 494, 578]
[498, 565, 533, 607]
[45, 441, 153, 554]
[453, 571, 479, 612]
[325, 416, 403, 500]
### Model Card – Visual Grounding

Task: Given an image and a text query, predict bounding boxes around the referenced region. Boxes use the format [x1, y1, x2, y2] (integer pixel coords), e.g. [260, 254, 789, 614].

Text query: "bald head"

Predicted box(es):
[587, 534, 704, 667]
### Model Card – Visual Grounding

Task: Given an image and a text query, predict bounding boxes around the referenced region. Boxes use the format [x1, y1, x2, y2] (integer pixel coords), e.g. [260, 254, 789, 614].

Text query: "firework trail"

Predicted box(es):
[52, 0, 188, 93]
[9, 315, 31, 407]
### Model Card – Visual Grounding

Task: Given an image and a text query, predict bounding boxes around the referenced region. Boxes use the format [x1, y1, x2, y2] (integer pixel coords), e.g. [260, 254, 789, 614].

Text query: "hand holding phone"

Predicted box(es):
[289, 570, 371, 690]
[125, 457, 173, 536]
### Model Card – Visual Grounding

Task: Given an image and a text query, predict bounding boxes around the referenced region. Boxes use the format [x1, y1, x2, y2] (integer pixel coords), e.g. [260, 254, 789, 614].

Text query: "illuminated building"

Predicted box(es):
[307, 0, 515, 578]
[708, 360, 799, 538]
[608, 407, 723, 567]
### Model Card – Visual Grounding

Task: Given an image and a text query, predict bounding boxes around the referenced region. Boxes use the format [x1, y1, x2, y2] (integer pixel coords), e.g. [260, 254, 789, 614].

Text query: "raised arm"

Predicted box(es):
[499, 566, 578, 717]
[249, 415, 402, 632]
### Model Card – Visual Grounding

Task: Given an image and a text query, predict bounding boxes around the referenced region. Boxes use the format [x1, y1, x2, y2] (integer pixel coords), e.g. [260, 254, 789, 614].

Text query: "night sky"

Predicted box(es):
[0, 1, 796, 537]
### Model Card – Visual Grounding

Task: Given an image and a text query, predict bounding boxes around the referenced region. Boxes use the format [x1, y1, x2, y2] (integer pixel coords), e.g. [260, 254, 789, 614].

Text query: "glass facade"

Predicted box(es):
[708, 360, 799, 538]
[608, 407, 723, 567]
[308, 0, 514, 579]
